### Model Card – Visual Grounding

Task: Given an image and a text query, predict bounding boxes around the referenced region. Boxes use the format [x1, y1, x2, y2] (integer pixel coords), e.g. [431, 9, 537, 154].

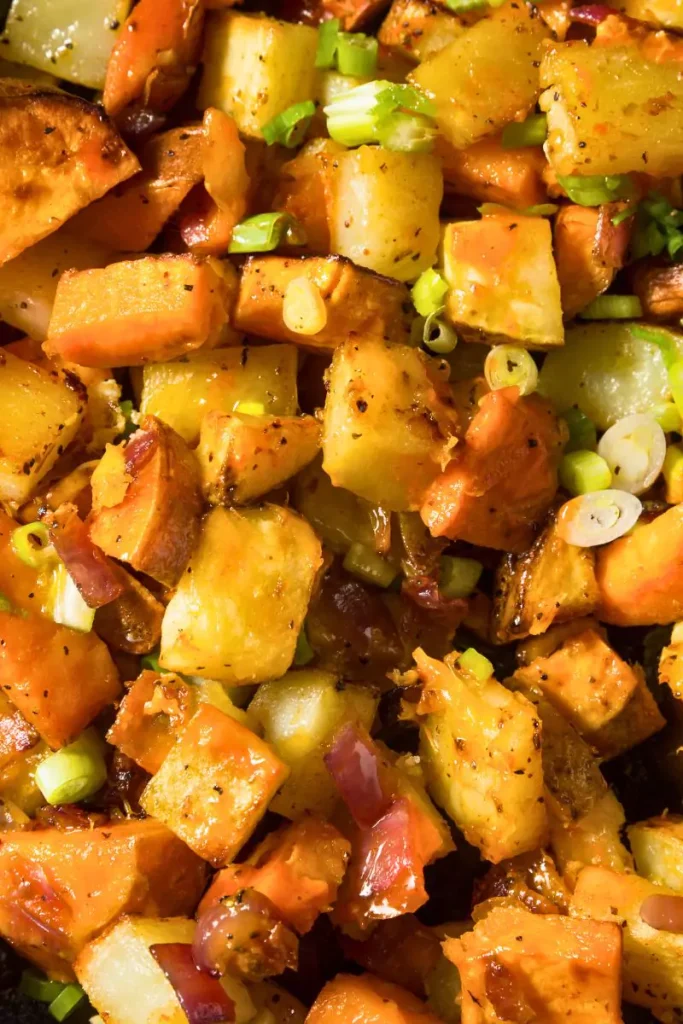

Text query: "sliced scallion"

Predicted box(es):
[484, 345, 538, 395]
[412, 268, 449, 317]
[440, 556, 483, 599]
[559, 450, 612, 496]
[11, 522, 55, 569]
[563, 407, 597, 453]
[48, 984, 86, 1022]
[228, 212, 306, 254]
[456, 648, 493, 681]
[315, 17, 341, 68]
[294, 624, 314, 665]
[374, 111, 437, 153]
[342, 542, 397, 588]
[49, 562, 94, 633]
[652, 401, 682, 433]
[336, 32, 378, 77]
[422, 311, 458, 354]
[141, 651, 161, 673]
[501, 113, 547, 149]
[35, 729, 107, 807]
[579, 295, 643, 320]
[19, 970, 65, 1004]
[261, 100, 316, 148]
[630, 324, 678, 369]
[557, 173, 634, 207]
[324, 80, 436, 152]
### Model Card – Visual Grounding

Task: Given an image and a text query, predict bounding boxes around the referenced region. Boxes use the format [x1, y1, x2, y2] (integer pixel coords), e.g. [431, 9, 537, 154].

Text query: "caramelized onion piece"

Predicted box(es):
[324, 722, 390, 829]
[46, 503, 125, 608]
[150, 943, 235, 1024]
[640, 894, 683, 932]
[193, 890, 298, 982]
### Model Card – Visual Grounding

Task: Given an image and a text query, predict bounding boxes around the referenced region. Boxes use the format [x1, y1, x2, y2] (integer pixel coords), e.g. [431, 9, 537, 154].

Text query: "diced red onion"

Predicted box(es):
[149, 943, 235, 1024]
[569, 4, 614, 22]
[125, 424, 159, 475]
[324, 722, 391, 829]
[193, 892, 298, 982]
[358, 798, 416, 899]
[401, 576, 468, 625]
[640, 894, 683, 932]
[47, 505, 125, 608]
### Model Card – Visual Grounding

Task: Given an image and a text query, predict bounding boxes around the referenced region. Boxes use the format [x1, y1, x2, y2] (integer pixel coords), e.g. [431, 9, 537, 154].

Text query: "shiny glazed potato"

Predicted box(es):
[0, 821, 207, 978]
[409, 0, 549, 149]
[628, 816, 683, 892]
[160, 505, 322, 683]
[292, 458, 379, 556]
[378, 0, 468, 63]
[0, 79, 139, 264]
[610, 0, 683, 30]
[0, 688, 38, 773]
[0, 348, 86, 503]
[322, 338, 458, 511]
[550, 790, 634, 882]
[307, 973, 444, 1024]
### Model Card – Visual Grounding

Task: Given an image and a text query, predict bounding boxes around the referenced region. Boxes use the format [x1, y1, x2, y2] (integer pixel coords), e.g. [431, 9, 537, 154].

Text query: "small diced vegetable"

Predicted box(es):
[322, 338, 458, 511]
[92, 562, 165, 655]
[415, 648, 547, 863]
[0, 821, 206, 978]
[106, 670, 197, 774]
[378, 0, 467, 63]
[442, 212, 564, 348]
[0, 688, 38, 772]
[35, 728, 107, 806]
[409, 0, 549, 149]
[160, 505, 322, 683]
[0, 80, 139, 265]
[197, 411, 321, 505]
[445, 905, 622, 1024]
[234, 255, 412, 349]
[198, 11, 319, 139]
[140, 704, 289, 865]
[293, 458, 379, 555]
[435, 133, 547, 209]
[554, 204, 630, 320]
[45, 255, 233, 368]
[634, 263, 683, 322]
[550, 789, 633, 882]
[308, 973, 443, 1024]
[628, 816, 683, 892]
[272, 139, 345, 255]
[0, 350, 85, 504]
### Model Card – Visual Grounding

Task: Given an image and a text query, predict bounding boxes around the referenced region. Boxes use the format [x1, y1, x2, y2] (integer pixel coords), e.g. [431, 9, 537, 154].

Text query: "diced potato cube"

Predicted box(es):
[628, 816, 683, 893]
[198, 11, 319, 139]
[234, 255, 412, 350]
[292, 458, 379, 556]
[415, 648, 547, 863]
[140, 704, 288, 865]
[0, 349, 85, 504]
[249, 670, 379, 818]
[197, 411, 321, 505]
[140, 344, 298, 444]
[307, 973, 443, 1024]
[540, 36, 683, 177]
[379, 0, 467, 63]
[442, 213, 564, 348]
[409, 0, 549, 149]
[550, 790, 634, 884]
[0, 688, 37, 772]
[322, 338, 458, 511]
[160, 505, 322, 683]
[445, 905, 623, 1024]
[571, 866, 683, 1021]
[0, 821, 206, 978]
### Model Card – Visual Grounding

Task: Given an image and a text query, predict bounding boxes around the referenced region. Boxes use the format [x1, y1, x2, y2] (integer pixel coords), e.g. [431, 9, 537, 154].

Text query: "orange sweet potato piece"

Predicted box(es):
[92, 563, 165, 655]
[633, 261, 683, 321]
[307, 973, 443, 1024]
[596, 503, 683, 625]
[103, 0, 204, 118]
[44, 255, 233, 368]
[0, 818, 207, 980]
[0, 80, 139, 265]
[107, 670, 197, 774]
[271, 140, 344, 255]
[554, 203, 630, 320]
[199, 817, 350, 934]
[444, 905, 622, 1024]
[435, 133, 547, 210]
[421, 388, 566, 552]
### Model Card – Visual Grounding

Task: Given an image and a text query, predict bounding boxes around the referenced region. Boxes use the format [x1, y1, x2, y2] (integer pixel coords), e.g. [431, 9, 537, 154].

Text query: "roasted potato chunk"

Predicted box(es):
[634, 262, 683, 321]
[307, 973, 443, 1024]
[160, 505, 322, 683]
[197, 411, 321, 505]
[628, 816, 683, 893]
[234, 256, 412, 350]
[0, 820, 207, 978]
[378, 0, 467, 62]
[89, 416, 202, 587]
[292, 458, 380, 556]
[140, 704, 289, 865]
[322, 338, 458, 512]
[0, 79, 139, 264]
[442, 212, 564, 348]
[550, 790, 633, 883]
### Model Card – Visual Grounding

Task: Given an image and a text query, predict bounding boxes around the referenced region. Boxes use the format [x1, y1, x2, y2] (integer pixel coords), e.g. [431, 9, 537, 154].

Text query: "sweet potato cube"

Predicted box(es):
[554, 204, 629, 320]
[106, 670, 197, 775]
[442, 213, 564, 348]
[160, 505, 322, 683]
[140, 704, 289, 865]
[307, 973, 444, 1024]
[0, 820, 207, 979]
[436, 133, 547, 209]
[0, 80, 139, 264]
[197, 411, 321, 505]
[234, 255, 412, 350]
[445, 905, 622, 1024]
[45, 255, 232, 368]
[0, 349, 85, 504]
[628, 815, 683, 893]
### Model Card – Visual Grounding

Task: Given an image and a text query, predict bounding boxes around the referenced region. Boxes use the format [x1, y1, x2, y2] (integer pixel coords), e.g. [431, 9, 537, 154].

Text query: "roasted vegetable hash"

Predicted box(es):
[6, 1, 683, 1023]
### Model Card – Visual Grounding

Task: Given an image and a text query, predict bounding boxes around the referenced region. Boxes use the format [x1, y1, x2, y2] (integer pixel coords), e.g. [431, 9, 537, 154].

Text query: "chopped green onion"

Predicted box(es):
[632, 192, 683, 262]
[563, 407, 597, 453]
[141, 651, 161, 673]
[48, 984, 86, 1022]
[630, 324, 679, 369]
[35, 729, 107, 807]
[235, 400, 266, 416]
[579, 295, 643, 320]
[11, 522, 54, 569]
[456, 648, 493, 681]
[374, 111, 437, 153]
[652, 401, 682, 433]
[324, 80, 436, 152]
[228, 212, 306, 254]
[556, 490, 642, 547]
[49, 562, 94, 633]
[294, 624, 314, 666]
[559, 450, 612, 496]
[524, 203, 559, 217]
[336, 32, 378, 77]
[669, 360, 683, 418]
[342, 542, 398, 588]
[119, 400, 137, 440]
[261, 101, 316, 148]
[412, 268, 449, 317]
[501, 113, 547, 149]
[484, 344, 538, 395]
[20, 970, 66, 1004]
[597, 413, 666, 496]
[440, 556, 483, 599]
[315, 17, 340, 68]
[611, 206, 634, 227]
[557, 173, 634, 207]
[422, 311, 458, 354]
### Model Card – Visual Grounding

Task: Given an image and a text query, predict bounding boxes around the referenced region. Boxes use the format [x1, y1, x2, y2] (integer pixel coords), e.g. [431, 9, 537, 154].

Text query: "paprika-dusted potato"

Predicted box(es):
[307, 973, 444, 1024]
[160, 505, 322, 683]
[0, 79, 139, 265]
[198, 411, 321, 505]
[234, 255, 412, 350]
[45, 255, 235, 368]
[322, 338, 458, 512]
[0, 349, 86, 504]
[0, 819, 207, 978]
[140, 704, 289, 865]
[89, 415, 202, 588]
